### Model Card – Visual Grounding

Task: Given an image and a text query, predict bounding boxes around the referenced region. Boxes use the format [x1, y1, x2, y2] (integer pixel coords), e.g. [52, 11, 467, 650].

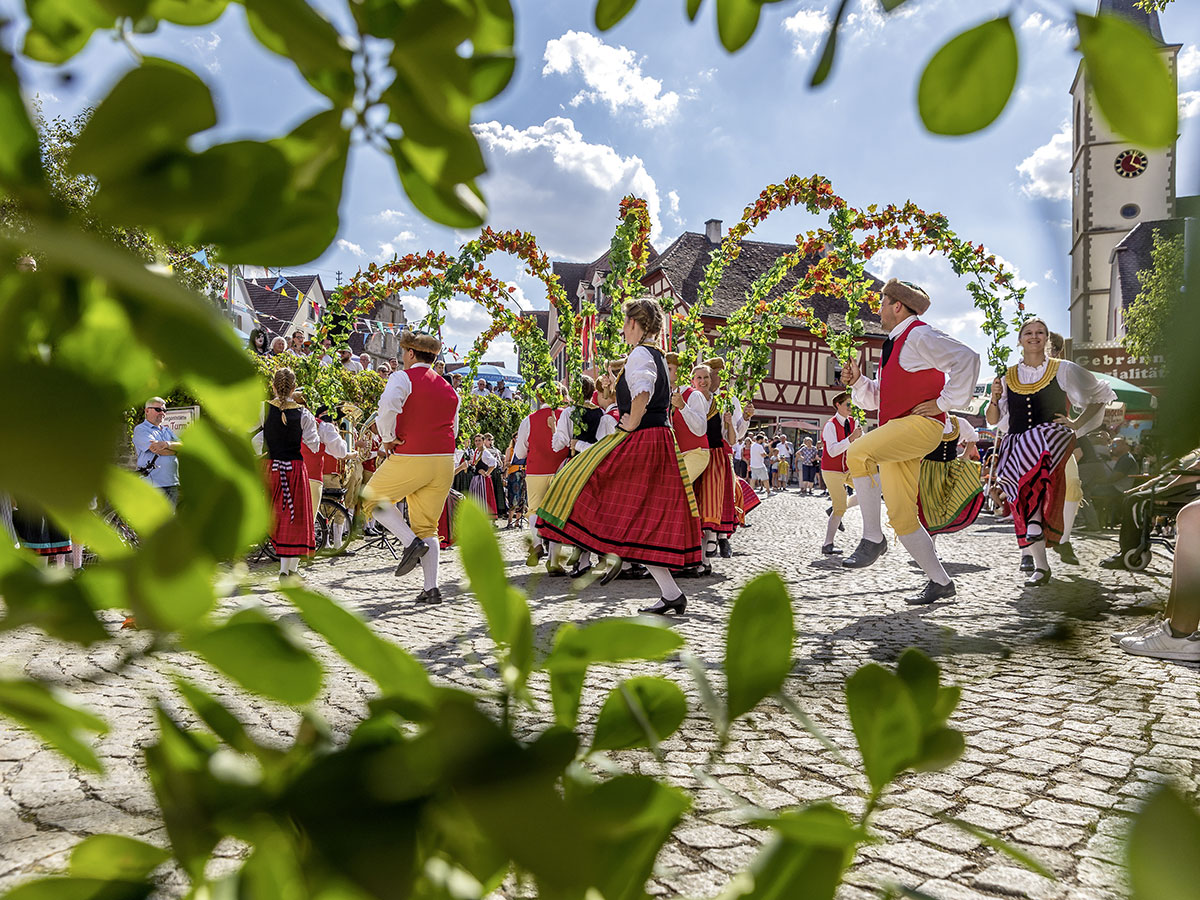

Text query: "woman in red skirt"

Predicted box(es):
[258, 367, 319, 581]
[537, 298, 702, 615]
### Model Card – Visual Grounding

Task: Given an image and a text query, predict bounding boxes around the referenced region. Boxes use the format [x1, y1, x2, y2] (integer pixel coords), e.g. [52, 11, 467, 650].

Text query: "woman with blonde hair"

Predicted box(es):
[537, 298, 702, 614]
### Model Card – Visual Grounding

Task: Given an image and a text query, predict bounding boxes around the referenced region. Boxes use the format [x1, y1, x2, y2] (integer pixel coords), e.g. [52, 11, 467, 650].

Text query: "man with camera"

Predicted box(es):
[132, 397, 181, 505]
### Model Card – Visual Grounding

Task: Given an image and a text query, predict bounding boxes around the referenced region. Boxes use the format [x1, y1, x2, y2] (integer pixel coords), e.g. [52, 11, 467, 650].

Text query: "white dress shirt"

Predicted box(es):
[317, 420, 348, 459]
[514, 405, 555, 461]
[850, 318, 980, 414]
[948, 415, 978, 445]
[552, 405, 619, 453]
[821, 416, 856, 460]
[675, 389, 709, 437]
[995, 358, 1115, 434]
[253, 403, 320, 456]
[624, 345, 658, 399]
[731, 396, 750, 441]
[376, 362, 460, 450]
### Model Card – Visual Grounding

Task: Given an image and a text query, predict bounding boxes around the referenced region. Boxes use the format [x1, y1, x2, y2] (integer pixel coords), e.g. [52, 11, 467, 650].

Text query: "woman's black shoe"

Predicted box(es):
[1026, 568, 1051, 587]
[569, 564, 593, 579]
[718, 538, 733, 558]
[618, 563, 650, 580]
[1019, 555, 1034, 572]
[639, 594, 687, 616]
[821, 544, 840, 555]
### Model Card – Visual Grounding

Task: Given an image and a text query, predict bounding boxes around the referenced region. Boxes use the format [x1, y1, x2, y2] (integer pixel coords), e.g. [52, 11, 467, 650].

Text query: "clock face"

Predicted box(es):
[1115, 149, 1148, 178]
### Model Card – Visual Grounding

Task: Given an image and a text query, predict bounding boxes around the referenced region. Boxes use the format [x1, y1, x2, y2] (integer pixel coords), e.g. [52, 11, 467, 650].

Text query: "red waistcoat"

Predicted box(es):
[672, 387, 708, 452]
[820, 416, 850, 472]
[878, 320, 947, 427]
[526, 407, 569, 476]
[300, 443, 325, 480]
[395, 366, 459, 454]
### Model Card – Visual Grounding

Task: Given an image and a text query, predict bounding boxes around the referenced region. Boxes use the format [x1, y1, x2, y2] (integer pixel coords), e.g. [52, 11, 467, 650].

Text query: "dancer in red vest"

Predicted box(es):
[365, 331, 460, 603]
[819, 392, 860, 555]
[840, 280, 980, 605]
[673, 365, 712, 484]
[515, 384, 569, 569]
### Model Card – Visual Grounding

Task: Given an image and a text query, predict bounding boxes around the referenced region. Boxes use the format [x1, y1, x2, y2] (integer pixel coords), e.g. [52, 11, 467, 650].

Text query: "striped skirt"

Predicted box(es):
[470, 474, 497, 517]
[697, 447, 739, 535]
[917, 457, 984, 535]
[537, 426, 702, 569]
[269, 459, 314, 557]
[995, 423, 1076, 548]
[11, 505, 71, 556]
[735, 477, 761, 525]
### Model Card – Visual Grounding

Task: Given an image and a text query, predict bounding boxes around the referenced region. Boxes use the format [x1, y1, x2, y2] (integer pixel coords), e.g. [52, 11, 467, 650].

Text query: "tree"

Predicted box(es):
[1123, 231, 1184, 365]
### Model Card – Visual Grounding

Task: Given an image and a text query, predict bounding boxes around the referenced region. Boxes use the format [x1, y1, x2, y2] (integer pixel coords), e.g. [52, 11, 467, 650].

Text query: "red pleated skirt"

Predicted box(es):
[698, 447, 739, 535]
[269, 459, 314, 557]
[470, 474, 497, 517]
[737, 478, 761, 522]
[537, 426, 702, 569]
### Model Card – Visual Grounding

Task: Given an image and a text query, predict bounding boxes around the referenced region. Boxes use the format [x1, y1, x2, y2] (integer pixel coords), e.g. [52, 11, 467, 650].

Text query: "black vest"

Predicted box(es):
[577, 406, 604, 444]
[1006, 370, 1068, 435]
[924, 423, 960, 463]
[616, 346, 670, 429]
[263, 406, 303, 461]
[705, 405, 725, 449]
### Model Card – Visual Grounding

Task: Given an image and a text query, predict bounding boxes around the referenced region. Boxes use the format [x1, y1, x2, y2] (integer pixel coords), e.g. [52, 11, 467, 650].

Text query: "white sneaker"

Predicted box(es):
[1109, 617, 1163, 645]
[1119, 621, 1200, 662]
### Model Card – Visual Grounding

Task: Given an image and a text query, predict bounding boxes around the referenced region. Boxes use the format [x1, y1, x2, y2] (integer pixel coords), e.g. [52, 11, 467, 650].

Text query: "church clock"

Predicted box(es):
[1114, 149, 1149, 178]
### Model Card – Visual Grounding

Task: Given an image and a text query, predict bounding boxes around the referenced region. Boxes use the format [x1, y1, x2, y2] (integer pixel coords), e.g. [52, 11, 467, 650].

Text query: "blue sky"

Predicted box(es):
[4, 0, 1198, 369]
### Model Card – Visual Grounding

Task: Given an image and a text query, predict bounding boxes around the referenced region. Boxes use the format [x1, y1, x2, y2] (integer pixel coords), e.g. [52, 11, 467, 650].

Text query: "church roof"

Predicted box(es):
[644, 231, 888, 336]
[1097, 0, 1165, 43]
[1110, 218, 1183, 309]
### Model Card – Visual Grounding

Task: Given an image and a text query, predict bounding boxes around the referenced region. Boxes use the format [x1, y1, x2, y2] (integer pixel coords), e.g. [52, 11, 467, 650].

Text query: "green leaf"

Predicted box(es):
[184, 609, 323, 706]
[0, 48, 45, 197]
[390, 136, 488, 229]
[0, 878, 151, 900]
[938, 813, 1054, 879]
[716, 0, 761, 52]
[844, 663, 921, 796]
[1128, 786, 1200, 900]
[591, 677, 688, 752]
[147, 0, 229, 25]
[1076, 11, 1177, 147]
[0, 540, 109, 645]
[0, 679, 108, 772]
[595, 0, 637, 30]
[810, 0, 849, 87]
[104, 467, 173, 538]
[918, 17, 1017, 135]
[173, 678, 264, 759]
[69, 835, 169, 880]
[724, 572, 794, 722]
[880, 0, 910, 10]
[687, 0, 703, 21]
[22, 0, 115, 63]
[544, 619, 684, 728]
[914, 727, 964, 772]
[720, 832, 850, 900]
[753, 803, 864, 849]
[243, 0, 355, 102]
[283, 586, 435, 716]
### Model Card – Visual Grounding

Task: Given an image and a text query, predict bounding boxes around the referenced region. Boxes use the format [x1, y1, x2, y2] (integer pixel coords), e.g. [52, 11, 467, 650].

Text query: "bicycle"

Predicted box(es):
[80, 506, 139, 567]
[250, 489, 353, 563]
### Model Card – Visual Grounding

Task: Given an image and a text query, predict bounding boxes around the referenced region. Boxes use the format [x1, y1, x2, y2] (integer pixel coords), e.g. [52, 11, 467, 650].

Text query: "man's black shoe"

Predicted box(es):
[842, 537, 887, 568]
[718, 538, 733, 558]
[415, 587, 443, 603]
[906, 579, 956, 605]
[1099, 554, 1127, 571]
[1053, 541, 1080, 565]
[394, 538, 428, 577]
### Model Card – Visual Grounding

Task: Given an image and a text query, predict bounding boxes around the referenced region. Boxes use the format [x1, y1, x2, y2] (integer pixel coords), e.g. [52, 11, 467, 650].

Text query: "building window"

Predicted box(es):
[1120, 203, 1140, 219]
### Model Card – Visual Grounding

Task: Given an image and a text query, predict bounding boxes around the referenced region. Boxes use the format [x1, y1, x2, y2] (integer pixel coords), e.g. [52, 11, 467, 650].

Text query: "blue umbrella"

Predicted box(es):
[468, 364, 524, 385]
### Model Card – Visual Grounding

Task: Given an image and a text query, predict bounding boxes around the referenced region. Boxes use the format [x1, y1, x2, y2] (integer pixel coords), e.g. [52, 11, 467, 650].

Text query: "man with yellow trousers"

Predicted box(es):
[366, 331, 460, 603]
[840, 279, 980, 605]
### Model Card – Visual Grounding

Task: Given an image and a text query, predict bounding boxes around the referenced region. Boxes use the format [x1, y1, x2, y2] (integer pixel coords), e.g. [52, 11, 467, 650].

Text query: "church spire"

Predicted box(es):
[1096, 0, 1165, 44]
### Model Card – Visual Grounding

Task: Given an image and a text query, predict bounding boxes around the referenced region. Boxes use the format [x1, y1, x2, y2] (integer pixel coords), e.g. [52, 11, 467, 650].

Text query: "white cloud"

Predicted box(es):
[1044, 269, 1057, 284]
[473, 116, 663, 260]
[185, 31, 221, 74]
[1016, 122, 1071, 201]
[402, 295, 519, 369]
[1179, 45, 1200, 82]
[1018, 12, 1073, 44]
[542, 31, 680, 127]
[377, 230, 417, 260]
[373, 209, 409, 224]
[783, 7, 829, 58]
[336, 239, 365, 258]
[1179, 90, 1200, 120]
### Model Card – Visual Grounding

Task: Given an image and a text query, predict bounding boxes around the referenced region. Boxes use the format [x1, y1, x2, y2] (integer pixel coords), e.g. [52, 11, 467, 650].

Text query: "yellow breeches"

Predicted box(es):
[847, 415, 945, 537]
[682, 447, 711, 484]
[525, 474, 555, 522]
[308, 479, 323, 521]
[1065, 454, 1083, 503]
[822, 469, 853, 516]
[362, 454, 454, 540]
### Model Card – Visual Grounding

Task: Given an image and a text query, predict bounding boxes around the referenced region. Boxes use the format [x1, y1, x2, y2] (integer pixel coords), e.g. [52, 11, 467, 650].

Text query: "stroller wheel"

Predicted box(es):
[1123, 547, 1152, 572]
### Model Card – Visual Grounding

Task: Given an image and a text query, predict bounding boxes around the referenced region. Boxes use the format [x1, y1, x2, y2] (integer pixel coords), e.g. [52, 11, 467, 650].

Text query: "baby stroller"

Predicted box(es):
[1120, 458, 1200, 571]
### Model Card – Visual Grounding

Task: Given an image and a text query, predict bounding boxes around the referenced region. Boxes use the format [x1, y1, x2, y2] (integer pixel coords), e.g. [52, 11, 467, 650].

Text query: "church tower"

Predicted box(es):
[1068, 0, 1180, 347]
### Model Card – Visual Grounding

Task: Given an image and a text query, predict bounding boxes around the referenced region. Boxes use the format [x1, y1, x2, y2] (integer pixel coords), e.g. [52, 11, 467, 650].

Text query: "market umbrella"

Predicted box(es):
[468, 364, 524, 386]
[1090, 371, 1157, 412]
[953, 392, 991, 417]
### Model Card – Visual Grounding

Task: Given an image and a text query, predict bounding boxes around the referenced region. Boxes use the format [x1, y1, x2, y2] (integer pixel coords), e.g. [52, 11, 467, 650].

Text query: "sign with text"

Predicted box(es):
[163, 406, 200, 434]
[1071, 346, 1165, 391]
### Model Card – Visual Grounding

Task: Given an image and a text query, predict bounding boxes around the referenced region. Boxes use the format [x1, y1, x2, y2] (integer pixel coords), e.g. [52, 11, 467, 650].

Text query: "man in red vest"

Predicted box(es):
[840, 279, 980, 605]
[819, 391, 860, 556]
[365, 331, 460, 603]
[514, 383, 569, 569]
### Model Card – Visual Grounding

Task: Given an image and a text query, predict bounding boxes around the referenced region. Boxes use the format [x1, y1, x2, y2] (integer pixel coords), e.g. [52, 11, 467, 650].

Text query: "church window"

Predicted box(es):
[1120, 204, 1140, 219]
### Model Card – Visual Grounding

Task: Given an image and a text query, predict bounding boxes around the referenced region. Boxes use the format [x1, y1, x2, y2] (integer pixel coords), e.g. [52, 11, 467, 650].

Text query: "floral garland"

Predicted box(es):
[587, 195, 653, 365]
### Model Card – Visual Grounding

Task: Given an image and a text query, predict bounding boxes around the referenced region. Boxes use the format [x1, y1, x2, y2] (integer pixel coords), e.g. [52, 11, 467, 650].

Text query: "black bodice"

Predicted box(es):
[924, 429, 959, 463]
[616, 346, 670, 429]
[578, 406, 604, 444]
[1006, 373, 1068, 435]
[705, 404, 725, 449]
[263, 405, 303, 460]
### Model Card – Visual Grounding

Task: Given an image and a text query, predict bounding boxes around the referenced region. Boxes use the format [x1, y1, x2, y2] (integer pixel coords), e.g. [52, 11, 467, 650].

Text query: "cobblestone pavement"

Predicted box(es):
[2, 489, 1198, 899]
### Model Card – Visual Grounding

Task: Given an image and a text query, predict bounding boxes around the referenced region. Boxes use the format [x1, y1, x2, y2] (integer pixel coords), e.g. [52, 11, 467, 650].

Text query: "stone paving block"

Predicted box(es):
[915, 823, 982, 853]
[1024, 799, 1102, 827]
[972, 863, 1065, 899]
[862, 840, 971, 879]
[1009, 819, 1086, 849]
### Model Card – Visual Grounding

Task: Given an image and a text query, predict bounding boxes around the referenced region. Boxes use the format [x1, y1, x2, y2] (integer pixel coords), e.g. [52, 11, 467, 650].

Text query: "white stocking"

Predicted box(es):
[846, 493, 860, 511]
[899, 529, 951, 586]
[1061, 500, 1079, 543]
[646, 565, 683, 601]
[1028, 539, 1049, 574]
[824, 515, 841, 547]
[853, 476, 884, 542]
[375, 502, 416, 546]
[331, 520, 347, 548]
[420, 537, 439, 591]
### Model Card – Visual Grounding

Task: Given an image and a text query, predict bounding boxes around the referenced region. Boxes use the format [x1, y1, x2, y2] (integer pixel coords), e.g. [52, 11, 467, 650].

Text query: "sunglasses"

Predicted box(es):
[147, 407, 166, 413]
